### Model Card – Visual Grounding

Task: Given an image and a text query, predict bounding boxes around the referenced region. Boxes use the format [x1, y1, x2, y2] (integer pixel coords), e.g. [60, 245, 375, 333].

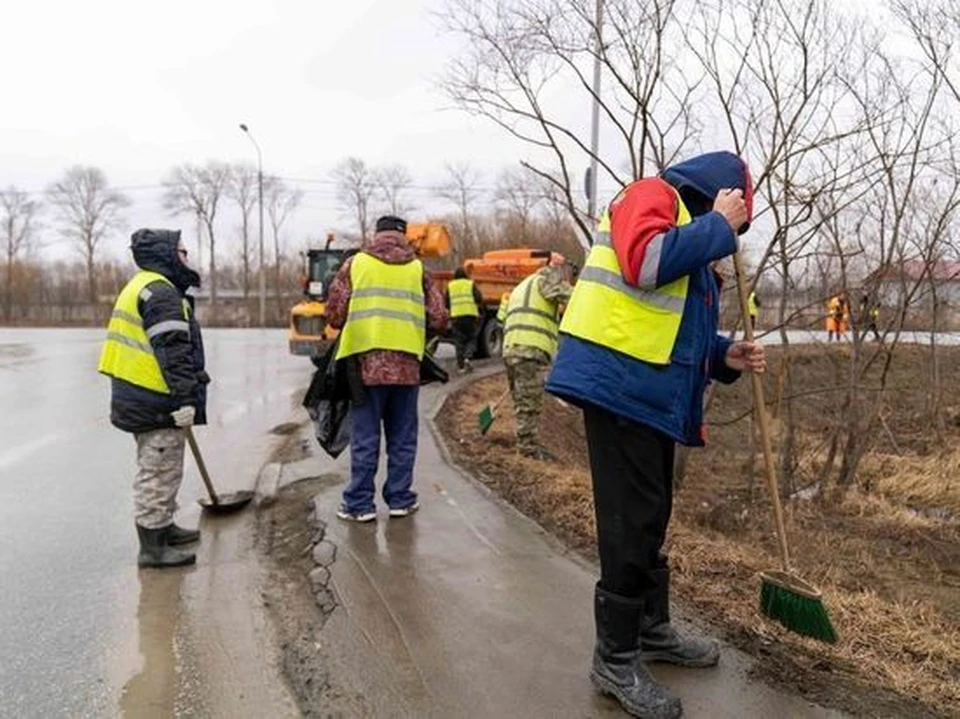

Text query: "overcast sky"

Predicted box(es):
[1, 0, 542, 260]
[1, 0, 896, 264]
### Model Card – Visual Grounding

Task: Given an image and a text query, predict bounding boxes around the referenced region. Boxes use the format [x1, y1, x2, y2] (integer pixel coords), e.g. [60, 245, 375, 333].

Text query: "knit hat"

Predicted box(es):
[375, 215, 407, 234]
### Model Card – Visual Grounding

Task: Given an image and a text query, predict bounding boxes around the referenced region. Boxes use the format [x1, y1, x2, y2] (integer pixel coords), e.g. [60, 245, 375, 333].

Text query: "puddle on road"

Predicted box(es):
[119, 570, 187, 718]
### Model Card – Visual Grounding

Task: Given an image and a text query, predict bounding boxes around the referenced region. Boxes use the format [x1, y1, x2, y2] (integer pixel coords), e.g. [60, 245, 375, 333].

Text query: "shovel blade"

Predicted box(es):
[198, 490, 254, 514]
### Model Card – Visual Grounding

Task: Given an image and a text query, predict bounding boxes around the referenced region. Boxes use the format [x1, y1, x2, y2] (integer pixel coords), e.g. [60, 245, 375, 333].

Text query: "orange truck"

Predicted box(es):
[288, 224, 573, 361]
[432, 248, 572, 357]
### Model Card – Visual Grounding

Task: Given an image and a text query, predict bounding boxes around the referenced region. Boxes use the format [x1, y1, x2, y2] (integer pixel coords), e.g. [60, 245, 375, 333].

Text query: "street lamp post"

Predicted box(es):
[587, 0, 603, 225]
[239, 123, 266, 327]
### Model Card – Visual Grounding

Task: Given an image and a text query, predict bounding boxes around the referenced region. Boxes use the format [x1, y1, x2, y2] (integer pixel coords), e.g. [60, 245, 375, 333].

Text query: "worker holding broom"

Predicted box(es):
[98, 229, 207, 569]
[546, 152, 766, 719]
[502, 255, 572, 460]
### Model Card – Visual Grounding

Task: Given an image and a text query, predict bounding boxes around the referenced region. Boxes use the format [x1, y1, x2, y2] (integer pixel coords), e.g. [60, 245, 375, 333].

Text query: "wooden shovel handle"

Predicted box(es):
[731, 252, 791, 570]
[185, 426, 220, 506]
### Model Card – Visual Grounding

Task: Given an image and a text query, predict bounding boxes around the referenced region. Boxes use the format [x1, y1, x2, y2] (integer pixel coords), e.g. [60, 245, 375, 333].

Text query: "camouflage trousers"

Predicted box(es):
[505, 357, 546, 453]
[133, 428, 186, 529]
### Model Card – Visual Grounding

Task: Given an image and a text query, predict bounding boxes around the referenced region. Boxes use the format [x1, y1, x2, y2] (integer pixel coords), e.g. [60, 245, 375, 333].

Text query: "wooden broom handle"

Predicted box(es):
[731, 252, 791, 570]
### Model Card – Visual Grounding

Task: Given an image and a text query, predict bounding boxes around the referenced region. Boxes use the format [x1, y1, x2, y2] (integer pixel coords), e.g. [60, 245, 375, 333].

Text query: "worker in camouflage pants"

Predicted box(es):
[501, 259, 572, 459]
[99, 229, 209, 568]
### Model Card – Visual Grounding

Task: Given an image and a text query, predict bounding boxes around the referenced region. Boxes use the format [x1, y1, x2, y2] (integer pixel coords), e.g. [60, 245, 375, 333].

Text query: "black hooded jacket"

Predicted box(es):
[110, 229, 208, 433]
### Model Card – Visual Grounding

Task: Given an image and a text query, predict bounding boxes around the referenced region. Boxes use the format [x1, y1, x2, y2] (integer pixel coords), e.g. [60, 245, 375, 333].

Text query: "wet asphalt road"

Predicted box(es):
[0, 328, 307, 718]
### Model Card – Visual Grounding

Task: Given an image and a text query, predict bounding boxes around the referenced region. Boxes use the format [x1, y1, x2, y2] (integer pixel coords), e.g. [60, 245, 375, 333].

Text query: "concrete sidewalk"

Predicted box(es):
[282, 373, 845, 718]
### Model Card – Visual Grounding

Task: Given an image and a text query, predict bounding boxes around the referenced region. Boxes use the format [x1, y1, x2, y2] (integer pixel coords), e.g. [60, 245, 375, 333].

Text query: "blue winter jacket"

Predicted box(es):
[546, 152, 751, 446]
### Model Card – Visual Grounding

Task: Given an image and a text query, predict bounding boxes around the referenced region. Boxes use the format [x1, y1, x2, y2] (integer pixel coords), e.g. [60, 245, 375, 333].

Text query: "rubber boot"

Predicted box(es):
[136, 524, 196, 568]
[640, 568, 719, 668]
[590, 586, 682, 719]
[167, 523, 200, 546]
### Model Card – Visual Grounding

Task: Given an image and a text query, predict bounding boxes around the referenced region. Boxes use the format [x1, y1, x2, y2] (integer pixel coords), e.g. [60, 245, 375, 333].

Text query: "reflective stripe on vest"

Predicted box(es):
[97, 270, 187, 394]
[559, 190, 693, 365]
[447, 278, 479, 318]
[503, 272, 559, 358]
[336, 252, 426, 360]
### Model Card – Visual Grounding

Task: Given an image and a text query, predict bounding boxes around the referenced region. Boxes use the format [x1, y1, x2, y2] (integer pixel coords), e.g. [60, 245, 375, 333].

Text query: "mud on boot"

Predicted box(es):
[640, 567, 719, 668]
[167, 523, 200, 546]
[591, 586, 682, 719]
[136, 524, 196, 568]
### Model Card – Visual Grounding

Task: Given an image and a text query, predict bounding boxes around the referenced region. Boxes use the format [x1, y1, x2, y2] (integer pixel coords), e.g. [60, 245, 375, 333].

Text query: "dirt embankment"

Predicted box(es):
[438, 345, 960, 718]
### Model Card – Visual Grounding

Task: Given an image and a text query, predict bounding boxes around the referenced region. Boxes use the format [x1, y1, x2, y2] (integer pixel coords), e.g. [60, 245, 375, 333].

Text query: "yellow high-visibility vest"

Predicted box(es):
[98, 271, 188, 394]
[503, 272, 560, 358]
[559, 189, 692, 365]
[336, 252, 426, 360]
[447, 278, 479, 318]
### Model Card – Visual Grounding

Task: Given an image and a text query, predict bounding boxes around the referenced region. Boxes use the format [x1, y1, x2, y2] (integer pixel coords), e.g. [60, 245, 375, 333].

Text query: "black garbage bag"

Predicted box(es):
[303, 339, 360, 459]
[420, 347, 449, 386]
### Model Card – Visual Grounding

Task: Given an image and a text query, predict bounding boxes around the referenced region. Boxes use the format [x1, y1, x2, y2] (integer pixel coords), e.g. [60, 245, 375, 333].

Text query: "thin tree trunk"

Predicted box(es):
[206, 221, 217, 323]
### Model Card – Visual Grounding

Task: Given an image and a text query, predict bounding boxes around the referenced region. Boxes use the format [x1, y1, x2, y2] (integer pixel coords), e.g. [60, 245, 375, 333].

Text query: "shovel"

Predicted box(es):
[185, 427, 254, 514]
[478, 388, 511, 435]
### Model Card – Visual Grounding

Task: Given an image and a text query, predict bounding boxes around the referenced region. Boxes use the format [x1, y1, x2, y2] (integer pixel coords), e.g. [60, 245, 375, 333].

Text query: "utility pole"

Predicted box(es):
[587, 0, 603, 225]
[240, 123, 266, 327]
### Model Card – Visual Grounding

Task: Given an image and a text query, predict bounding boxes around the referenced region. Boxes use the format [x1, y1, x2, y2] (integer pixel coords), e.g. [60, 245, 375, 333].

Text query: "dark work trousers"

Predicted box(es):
[451, 317, 479, 369]
[584, 403, 674, 599]
[343, 385, 419, 514]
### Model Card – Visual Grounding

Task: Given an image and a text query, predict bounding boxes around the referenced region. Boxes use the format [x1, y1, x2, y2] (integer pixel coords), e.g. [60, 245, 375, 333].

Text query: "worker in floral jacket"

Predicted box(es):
[325, 216, 448, 522]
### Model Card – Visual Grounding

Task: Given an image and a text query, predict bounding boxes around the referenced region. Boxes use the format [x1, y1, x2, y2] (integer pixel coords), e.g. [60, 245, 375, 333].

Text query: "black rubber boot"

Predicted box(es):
[136, 525, 196, 568]
[167, 523, 200, 546]
[591, 586, 683, 719]
[640, 568, 719, 668]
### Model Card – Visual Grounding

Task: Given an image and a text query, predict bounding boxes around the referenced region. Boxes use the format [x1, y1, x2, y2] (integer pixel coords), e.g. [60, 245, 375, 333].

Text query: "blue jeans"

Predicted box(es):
[342, 385, 419, 514]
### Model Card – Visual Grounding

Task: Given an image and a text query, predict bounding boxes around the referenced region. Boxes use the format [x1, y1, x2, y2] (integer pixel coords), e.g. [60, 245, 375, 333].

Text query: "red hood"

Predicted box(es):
[361, 231, 416, 264]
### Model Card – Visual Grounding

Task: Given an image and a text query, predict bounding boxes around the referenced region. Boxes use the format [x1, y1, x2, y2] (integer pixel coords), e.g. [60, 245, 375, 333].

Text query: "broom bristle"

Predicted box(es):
[760, 578, 838, 644]
[478, 406, 495, 434]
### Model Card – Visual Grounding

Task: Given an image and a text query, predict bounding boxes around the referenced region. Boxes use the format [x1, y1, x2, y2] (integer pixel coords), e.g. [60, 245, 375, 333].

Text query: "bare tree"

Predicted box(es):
[495, 166, 543, 244]
[162, 161, 231, 316]
[46, 166, 130, 306]
[375, 164, 414, 216]
[228, 163, 258, 298]
[438, 162, 484, 263]
[332, 157, 377, 242]
[0, 186, 41, 322]
[264, 177, 303, 321]
[441, 0, 702, 242]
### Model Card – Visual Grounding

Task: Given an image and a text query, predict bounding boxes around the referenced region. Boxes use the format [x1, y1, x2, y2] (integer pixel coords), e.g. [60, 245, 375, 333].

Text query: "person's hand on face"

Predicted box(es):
[713, 188, 748, 233]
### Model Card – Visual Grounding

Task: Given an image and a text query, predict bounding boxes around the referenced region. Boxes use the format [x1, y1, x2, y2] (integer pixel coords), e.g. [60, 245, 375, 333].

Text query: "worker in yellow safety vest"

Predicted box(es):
[98, 229, 208, 568]
[502, 255, 572, 459]
[546, 152, 766, 718]
[325, 216, 449, 522]
[446, 266, 484, 373]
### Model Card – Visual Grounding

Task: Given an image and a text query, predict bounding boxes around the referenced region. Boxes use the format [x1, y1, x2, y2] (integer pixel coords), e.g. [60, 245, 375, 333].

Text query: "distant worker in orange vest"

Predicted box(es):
[446, 267, 484, 374]
[826, 293, 848, 341]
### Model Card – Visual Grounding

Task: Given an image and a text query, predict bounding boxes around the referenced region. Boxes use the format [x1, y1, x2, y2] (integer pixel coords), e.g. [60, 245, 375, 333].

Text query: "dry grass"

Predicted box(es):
[439, 365, 960, 718]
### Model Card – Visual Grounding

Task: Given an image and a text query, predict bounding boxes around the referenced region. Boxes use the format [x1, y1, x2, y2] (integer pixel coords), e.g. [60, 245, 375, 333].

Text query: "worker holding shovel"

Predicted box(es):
[547, 153, 766, 719]
[99, 229, 209, 568]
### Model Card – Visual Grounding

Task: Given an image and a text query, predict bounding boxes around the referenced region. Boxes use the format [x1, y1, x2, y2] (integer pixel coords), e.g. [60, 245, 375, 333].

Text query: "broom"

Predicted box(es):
[478, 388, 511, 435]
[732, 251, 838, 644]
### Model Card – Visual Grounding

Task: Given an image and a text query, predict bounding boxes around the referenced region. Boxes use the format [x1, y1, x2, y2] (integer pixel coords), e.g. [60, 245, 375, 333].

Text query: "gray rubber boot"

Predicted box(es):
[590, 586, 683, 719]
[137, 525, 196, 568]
[640, 568, 719, 668]
[167, 523, 200, 546]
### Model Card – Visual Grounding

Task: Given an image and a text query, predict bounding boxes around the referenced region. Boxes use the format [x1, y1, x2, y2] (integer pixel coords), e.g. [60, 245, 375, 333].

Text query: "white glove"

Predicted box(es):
[171, 405, 196, 428]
